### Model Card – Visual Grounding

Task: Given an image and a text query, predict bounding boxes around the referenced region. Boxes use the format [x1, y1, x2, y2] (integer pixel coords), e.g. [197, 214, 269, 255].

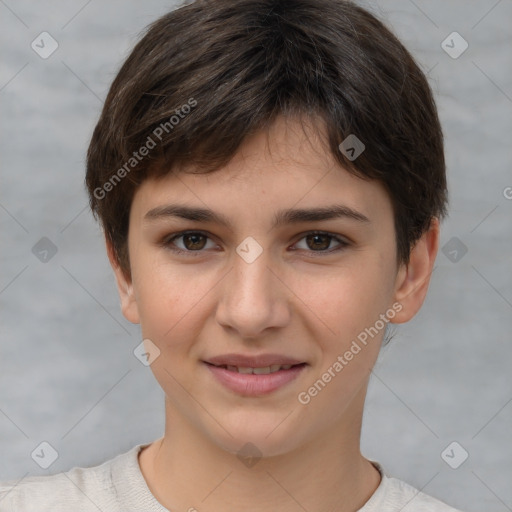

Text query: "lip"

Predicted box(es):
[205, 353, 305, 368]
[204, 361, 307, 396]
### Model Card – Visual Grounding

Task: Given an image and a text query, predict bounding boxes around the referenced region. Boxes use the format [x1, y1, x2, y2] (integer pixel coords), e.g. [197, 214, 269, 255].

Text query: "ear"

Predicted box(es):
[390, 218, 440, 324]
[105, 236, 140, 324]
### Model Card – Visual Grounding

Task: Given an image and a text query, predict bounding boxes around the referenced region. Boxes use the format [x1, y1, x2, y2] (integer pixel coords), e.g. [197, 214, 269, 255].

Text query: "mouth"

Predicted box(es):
[203, 360, 308, 396]
[205, 362, 306, 374]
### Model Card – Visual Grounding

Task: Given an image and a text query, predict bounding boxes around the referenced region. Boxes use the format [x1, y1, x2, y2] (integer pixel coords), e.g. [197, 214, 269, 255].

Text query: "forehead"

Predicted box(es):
[130, 115, 393, 227]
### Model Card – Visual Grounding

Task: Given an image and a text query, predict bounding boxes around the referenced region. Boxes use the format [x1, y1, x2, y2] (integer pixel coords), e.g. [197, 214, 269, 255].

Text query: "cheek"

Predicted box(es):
[132, 259, 205, 343]
[292, 264, 388, 420]
[134, 261, 218, 356]
[290, 258, 391, 343]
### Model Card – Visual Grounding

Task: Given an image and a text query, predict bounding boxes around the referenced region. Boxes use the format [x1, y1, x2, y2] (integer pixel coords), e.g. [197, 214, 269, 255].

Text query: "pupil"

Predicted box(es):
[185, 234, 205, 250]
[308, 234, 329, 250]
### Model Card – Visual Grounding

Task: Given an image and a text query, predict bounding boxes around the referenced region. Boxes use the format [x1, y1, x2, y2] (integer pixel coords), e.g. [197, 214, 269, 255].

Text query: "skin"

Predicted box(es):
[107, 115, 439, 512]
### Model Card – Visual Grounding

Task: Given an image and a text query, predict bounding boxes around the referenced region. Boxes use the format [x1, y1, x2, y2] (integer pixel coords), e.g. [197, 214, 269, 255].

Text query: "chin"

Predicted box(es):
[207, 420, 305, 460]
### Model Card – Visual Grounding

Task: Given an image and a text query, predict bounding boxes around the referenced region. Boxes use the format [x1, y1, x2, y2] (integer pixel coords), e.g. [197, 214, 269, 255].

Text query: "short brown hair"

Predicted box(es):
[85, 0, 448, 277]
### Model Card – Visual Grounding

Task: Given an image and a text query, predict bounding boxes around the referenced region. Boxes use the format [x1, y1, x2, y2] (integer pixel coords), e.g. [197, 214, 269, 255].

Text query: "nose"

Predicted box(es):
[215, 247, 290, 339]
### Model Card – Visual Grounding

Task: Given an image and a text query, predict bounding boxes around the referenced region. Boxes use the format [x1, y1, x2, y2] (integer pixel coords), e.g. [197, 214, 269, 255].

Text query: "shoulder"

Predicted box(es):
[0, 444, 143, 512]
[362, 462, 465, 512]
[380, 476, 464, 511]
[0, 461, 114, 512]
[0, 469, 101, 512]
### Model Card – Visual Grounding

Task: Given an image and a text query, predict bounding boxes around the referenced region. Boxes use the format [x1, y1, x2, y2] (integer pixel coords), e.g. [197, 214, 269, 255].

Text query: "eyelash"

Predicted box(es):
[160, 230, 350, 257]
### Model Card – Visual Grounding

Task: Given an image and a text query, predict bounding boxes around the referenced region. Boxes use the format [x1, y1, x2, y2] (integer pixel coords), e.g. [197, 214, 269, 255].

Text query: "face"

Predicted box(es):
[110, 115, 437, 457]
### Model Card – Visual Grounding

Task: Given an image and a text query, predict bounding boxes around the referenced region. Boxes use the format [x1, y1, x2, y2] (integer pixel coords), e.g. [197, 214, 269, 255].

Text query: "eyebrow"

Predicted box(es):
[144, 203, 370, 229]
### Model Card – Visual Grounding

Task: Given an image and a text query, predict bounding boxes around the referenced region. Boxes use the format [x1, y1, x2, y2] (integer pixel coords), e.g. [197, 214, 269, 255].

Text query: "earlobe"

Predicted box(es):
[390, 218, 440, 324]
[105, 236, 140, 325]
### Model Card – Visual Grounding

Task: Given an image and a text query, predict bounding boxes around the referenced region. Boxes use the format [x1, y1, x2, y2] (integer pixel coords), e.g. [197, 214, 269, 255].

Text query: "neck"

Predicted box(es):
[139, 386, 381, 512]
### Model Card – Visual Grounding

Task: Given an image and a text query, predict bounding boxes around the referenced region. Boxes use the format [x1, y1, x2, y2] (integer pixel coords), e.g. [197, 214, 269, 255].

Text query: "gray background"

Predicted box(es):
[1, 1, 511, 511]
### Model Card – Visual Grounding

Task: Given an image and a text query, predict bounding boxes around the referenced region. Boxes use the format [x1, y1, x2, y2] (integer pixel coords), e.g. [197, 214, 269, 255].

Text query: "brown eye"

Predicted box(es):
[305, 233, 332, 251]
[181, 233, 207, 250]
[293, 231, 349, 254]
[163, 231, 216, 254]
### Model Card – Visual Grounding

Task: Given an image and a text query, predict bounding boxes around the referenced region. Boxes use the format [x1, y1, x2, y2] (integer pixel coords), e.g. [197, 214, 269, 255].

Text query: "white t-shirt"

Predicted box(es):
[0, 443, 463, 511]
